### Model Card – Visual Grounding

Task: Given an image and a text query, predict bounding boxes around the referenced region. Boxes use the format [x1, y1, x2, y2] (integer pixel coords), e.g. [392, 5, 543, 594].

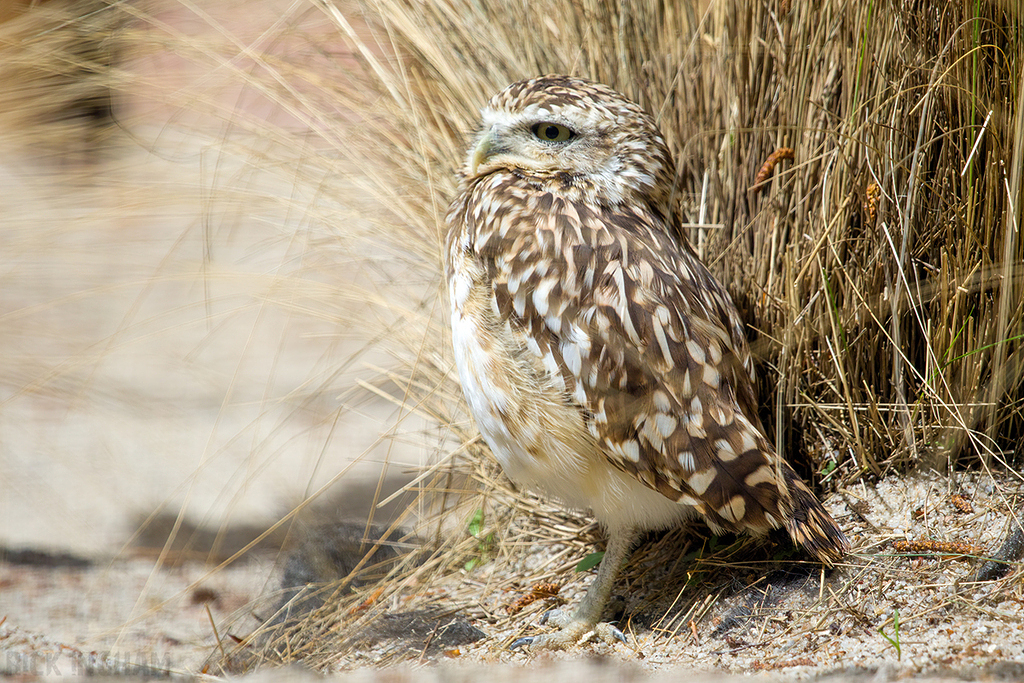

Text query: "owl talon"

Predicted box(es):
[509, 618, 627, 651]
[538, 608, 570, 627]
[508, 636, 535, 651]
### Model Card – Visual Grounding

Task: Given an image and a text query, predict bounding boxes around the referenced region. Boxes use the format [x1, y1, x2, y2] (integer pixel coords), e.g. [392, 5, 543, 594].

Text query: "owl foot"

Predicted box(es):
[508, 609, 627, 651]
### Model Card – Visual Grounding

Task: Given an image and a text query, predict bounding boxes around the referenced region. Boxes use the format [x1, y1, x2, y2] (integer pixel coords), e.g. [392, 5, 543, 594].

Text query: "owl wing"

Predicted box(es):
[472, 191, 844, 561]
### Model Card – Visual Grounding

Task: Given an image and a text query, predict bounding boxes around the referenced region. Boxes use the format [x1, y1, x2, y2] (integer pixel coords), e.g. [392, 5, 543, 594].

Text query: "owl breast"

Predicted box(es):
[448, 249, 691, 534]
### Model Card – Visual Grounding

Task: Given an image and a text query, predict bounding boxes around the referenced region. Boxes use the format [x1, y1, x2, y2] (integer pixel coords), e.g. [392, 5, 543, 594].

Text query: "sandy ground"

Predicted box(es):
[2, 3, 1023, 681]
[3, 473, 1024, 681]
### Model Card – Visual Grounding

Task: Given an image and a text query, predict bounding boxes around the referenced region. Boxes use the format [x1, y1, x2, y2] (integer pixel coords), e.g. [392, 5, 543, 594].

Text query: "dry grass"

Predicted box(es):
[232, 0, 1024, 487]
[349, 0, 1024, 480]
[0, 0, 122, 160]
[3, 0, 1024, 675]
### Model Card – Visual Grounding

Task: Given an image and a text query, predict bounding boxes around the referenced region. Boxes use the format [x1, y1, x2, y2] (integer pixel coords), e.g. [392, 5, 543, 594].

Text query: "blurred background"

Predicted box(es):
[0, 0, 444, 559]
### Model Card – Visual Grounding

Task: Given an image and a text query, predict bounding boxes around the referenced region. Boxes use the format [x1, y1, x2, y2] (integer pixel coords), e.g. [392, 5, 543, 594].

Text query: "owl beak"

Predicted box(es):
[469, 129, 500, 175]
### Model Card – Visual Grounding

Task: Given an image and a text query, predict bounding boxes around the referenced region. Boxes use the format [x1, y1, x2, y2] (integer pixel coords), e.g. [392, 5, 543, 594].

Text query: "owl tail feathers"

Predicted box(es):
[783, 482, 850, 567]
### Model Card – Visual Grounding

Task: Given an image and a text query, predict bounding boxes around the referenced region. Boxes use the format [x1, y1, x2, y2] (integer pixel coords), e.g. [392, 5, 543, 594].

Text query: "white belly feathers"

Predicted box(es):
[450, 273, 690, 535]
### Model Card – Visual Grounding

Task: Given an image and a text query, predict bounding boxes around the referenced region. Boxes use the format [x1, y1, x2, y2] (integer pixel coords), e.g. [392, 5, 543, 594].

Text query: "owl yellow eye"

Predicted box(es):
[531, 122, 575, 142]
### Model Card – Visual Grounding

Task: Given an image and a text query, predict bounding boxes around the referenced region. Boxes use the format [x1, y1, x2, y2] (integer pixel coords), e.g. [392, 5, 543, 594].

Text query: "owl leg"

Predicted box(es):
[509, 525, 636, 651]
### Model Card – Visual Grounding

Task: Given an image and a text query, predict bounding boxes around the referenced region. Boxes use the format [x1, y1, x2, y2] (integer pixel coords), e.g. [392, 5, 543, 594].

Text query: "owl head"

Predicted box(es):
[465, 75, 678, 220]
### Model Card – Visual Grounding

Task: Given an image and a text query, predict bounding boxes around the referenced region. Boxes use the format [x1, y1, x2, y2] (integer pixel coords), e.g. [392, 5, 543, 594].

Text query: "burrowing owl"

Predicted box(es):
[445, 75, 848, 650]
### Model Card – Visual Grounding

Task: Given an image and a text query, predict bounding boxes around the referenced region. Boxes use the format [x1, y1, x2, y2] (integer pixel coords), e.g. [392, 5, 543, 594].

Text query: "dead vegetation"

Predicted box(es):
[0, 0, 123, 160]
[247, 0, 1024, 488]
[3, 0, 1024, 676]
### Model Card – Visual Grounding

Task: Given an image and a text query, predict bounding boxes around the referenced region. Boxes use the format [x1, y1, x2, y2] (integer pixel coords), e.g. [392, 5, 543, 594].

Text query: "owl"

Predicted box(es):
[445, 75, 848, 650]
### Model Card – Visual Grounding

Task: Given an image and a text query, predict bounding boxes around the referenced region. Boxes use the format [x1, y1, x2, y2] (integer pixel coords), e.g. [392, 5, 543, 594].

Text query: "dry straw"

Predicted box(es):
[0, 0, 123, 160]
